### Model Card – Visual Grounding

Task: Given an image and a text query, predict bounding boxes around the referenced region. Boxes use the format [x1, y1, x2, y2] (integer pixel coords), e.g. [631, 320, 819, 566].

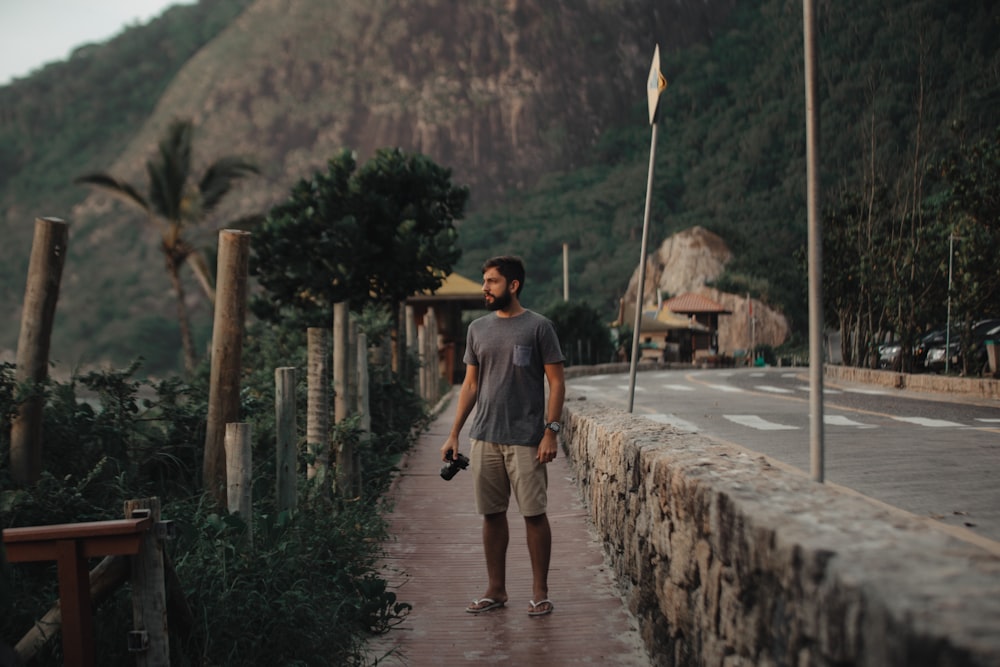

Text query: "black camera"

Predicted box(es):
[440, 451, 470, 480]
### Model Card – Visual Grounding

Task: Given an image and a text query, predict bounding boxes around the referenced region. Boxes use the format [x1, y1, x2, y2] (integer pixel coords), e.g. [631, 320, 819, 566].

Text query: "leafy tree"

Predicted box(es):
[75, 119, 258, 372]
[934, 130, 1000, 373]
[545, 301, 615, 366]
[250, 147, 468, 329]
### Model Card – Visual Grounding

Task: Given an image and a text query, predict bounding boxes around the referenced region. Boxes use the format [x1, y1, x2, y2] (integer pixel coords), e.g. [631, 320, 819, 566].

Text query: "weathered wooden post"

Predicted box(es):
[347, 321, 358, 412]
[428, 308, 439, 403]
[275, 367, 297, 513]
[333, 302, 348, 422]
[124, 497, 169, 667]
[354, 332, 370, 496]
[306, 328, 330, 481]
[203, 230, 251, 506]
[225, 423, 253, 547]
[405, 304, 417, 392]
[356, 333, 371, 432]
[10, 217, 68, 486]
[333, 302, 356, 497]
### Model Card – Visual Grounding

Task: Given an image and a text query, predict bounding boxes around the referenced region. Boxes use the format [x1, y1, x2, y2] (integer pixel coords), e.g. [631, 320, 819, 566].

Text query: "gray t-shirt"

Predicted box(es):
[464, 309, 565, 445]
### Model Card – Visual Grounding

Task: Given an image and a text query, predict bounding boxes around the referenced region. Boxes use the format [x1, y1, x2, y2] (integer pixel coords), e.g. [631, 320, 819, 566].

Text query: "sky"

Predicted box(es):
[0, 1, 191, 85]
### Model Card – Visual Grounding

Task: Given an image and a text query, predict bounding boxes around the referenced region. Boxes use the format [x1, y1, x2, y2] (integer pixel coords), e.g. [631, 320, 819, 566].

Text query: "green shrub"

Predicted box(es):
[1, 333, 421, 665]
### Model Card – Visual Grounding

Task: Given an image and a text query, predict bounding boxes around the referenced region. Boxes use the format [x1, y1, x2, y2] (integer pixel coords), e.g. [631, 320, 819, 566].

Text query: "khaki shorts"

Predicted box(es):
[469, 439, 548, 517]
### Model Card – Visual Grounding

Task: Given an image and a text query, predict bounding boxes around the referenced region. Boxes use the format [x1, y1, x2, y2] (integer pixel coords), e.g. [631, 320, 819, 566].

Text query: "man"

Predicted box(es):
[440, 255, 566, 617]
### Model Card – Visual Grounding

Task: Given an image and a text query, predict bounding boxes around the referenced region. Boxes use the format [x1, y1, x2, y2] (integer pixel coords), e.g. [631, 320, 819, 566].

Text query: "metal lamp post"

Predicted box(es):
[945, 233, 962, 374]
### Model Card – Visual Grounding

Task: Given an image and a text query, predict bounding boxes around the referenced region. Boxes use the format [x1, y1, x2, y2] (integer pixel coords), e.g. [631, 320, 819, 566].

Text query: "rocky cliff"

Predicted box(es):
[625, 226, 789, 353]
[28, 0, 742, 369]
[74, 0, 738, 222]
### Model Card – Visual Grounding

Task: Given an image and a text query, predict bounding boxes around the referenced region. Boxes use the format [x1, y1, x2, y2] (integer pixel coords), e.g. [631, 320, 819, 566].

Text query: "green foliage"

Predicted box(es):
[0, 0, 254, 313]
[74, 117, 260, 372]
[456, 0, 999, 341]
[251, 148, 468, 327]
[545, 301, 616, 366]
[163, 494, 409, 665]
[2, 0, 996, 374]
[823, 126, 1000, 372]
[1, 336, 421, 664]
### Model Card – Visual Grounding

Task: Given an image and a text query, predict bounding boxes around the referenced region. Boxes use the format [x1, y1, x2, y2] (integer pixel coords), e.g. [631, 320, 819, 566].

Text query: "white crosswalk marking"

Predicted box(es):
[843, 387, 889, 395]
[644, 414, 700, 432]
[662, 384, 694, 392]
[825, 415, 876, 428]
[797, 385, 842, 394]
[708, 384, 743, 393]
[756, 385, 794, 394]
[892, 416, 964, 428]
[724, 415, 798, 430]
[976, 418, 1000, 423]
[617, 385, 646, 392]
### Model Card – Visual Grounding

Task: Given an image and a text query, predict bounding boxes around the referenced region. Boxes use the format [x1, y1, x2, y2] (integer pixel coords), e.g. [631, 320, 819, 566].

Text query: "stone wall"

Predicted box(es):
[825, 364, 1000, 401]
[561, 396, 1000, 667]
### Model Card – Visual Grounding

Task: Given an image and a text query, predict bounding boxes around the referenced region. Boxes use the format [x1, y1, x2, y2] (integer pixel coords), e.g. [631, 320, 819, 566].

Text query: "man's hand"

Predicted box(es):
[441, 435, 460, 462]
[537, 430, 558, 463]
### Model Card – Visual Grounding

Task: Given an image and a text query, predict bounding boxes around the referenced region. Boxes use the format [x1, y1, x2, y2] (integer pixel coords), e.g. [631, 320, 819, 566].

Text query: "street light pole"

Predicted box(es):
[803, 0, 824, 483]
[945, 233, 961, 374]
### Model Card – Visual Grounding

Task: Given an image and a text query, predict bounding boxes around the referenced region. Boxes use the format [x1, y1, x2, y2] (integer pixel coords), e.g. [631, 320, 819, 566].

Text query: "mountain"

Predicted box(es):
[0, 0, 996, 374]
[0, 0, 736, 373]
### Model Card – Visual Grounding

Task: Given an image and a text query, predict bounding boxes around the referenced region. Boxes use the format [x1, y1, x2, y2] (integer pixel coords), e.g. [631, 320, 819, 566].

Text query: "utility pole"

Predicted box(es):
[803, 0, 825, 482]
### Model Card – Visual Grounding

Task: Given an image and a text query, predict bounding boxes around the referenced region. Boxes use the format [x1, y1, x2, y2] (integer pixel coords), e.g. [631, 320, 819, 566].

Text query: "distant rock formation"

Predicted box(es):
[625, 226, 788, 354]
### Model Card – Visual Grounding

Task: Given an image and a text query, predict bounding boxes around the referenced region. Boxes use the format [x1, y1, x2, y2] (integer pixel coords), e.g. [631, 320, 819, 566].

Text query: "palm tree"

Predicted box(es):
[76, 118, 258, 372]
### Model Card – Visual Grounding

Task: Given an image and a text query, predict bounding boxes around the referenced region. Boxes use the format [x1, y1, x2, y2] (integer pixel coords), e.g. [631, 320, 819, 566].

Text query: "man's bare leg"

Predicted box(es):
[470, 511, 509, 610]
[525, 513, 552, 613]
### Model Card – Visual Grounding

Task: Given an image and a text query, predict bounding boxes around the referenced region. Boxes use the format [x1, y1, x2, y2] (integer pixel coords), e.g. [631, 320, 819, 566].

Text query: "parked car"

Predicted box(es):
[969, 318, 1000, 373]
[922, 318, 1000, 373]
[913, 327, 954, 371]
[877, 339, 902, 370]
[878, 328, 944, 371]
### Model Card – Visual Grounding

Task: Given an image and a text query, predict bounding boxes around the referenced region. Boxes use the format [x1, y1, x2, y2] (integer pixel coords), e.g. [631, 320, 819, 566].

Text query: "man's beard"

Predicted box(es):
[485, 290, 512, 312]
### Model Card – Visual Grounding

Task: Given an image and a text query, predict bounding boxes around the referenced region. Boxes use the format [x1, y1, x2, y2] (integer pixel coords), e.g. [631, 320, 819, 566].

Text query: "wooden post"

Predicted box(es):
[429, 309, 439, 403]
[15, 555, 129, 664]
[355, 332, 370, 497]
[275, 367, 297, 513]
[333, 302, 355, 497]
[225, 423, 253, 547]
[404, 304, 416, 385]
[10, 217, 68, 486]
[357, 333, 371, 434]
[56, 539, 93, 666]
[124, 498, 169, 667]
[333, 303, 349, 422]
[417, 323, 427, 401]
[306, 328, 330, 481]
[347, 321, 358, 414]
[203, 230, 251, 506]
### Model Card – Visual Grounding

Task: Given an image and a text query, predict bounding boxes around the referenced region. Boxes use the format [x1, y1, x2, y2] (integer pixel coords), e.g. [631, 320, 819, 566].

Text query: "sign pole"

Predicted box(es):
[628, 45, 667, 413]
[803, 0, 825, 482]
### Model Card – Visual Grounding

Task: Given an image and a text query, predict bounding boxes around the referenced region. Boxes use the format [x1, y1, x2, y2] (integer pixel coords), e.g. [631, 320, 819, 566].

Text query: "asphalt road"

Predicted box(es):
[566, 366, 1000, 547]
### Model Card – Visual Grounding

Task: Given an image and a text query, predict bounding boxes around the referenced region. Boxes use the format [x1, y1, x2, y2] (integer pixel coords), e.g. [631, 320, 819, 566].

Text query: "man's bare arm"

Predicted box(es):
[441, 365, 479, 461]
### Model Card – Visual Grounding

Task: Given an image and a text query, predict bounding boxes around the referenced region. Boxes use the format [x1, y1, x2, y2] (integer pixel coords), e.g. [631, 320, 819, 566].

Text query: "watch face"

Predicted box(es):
[547, 422, 561, 433]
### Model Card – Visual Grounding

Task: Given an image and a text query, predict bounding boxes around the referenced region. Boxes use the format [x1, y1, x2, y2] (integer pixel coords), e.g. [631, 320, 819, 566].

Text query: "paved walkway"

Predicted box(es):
[371, 391, 651, 666]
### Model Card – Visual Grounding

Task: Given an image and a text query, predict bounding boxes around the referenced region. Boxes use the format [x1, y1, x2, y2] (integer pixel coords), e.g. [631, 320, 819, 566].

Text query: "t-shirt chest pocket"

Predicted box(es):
[513, 344, 533, 367]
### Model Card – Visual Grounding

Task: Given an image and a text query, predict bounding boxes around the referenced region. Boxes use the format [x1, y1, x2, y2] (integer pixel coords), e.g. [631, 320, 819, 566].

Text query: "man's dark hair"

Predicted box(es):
[482, 255, 526, 296]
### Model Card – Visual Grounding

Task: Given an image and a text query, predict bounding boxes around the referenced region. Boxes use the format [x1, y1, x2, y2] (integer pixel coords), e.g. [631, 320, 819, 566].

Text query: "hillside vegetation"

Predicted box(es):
[0, 0, 997, 374]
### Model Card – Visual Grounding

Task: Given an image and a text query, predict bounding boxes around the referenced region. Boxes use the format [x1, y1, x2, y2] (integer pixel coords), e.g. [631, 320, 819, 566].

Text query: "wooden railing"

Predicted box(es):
[2, 498, 170, 667]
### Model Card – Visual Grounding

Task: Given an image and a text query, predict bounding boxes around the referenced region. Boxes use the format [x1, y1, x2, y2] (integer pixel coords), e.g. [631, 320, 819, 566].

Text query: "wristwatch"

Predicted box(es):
[545, 421, 562, 433]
